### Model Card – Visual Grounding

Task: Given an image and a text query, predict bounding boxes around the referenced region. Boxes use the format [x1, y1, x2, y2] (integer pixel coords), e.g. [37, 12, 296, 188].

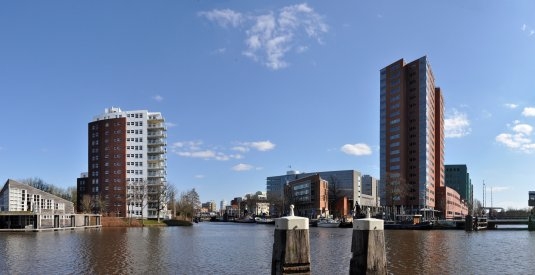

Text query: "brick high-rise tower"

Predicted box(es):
[379, 56, 444, 216]
[77, 107, 167, 218]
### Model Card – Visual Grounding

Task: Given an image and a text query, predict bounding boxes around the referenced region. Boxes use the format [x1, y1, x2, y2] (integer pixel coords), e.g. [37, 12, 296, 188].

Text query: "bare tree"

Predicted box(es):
[154, 182, 175, 222]
[81, 195, 92, 214]
[127, 180, 149, 225]
[175, 188, 201, 221]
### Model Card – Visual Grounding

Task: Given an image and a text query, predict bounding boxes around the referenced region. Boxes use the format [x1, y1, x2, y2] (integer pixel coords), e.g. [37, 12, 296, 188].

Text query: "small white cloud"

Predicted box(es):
[232, 146, 249, 153]
[522, 24, 527, 31]
[195, 175, 205, 179]
[247, 141, 276, 151]
[341, 143, 372, 156]
[165, 122, 177, 128]
[198, 9, 243, 28]
[522, 107, 535, 117]
[530, 30, 535, 36]
[153, 95, 164, 102]
[172, 140, 241, 161]
[504, 103, 518, 109]
[496, 121, 535, 153]
[445, 109, 471, 138]
[512, 124, 533, 135]
[232, 163, 253, 171]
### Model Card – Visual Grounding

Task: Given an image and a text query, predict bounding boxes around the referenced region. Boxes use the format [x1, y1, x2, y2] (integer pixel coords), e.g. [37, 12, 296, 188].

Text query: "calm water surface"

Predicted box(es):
[1, 223, 534, 274]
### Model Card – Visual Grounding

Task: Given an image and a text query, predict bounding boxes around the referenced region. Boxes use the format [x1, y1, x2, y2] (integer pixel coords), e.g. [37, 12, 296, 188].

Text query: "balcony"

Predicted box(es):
[147, 131, 166, 138]
[147, 139, 166, 146]
[148, 171, 166, 178]
[147, 147, 166, 154]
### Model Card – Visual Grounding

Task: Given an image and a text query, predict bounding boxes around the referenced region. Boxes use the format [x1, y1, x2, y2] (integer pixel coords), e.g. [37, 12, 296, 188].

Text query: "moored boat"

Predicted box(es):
[255, 217, 275, 225]
[317, 218, 341, 228]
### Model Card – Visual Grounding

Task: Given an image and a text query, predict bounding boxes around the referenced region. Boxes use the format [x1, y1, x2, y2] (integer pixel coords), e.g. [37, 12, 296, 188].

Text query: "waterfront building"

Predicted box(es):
[77, 107, 167, 219]
[435, 186, 469, 219]
[0, 179, 99, 230]
[284, 174, 329, 218]
[445, 164, 473, 207]
[267, 170, 366, 216]
[379, 56, 444, 216]
[361, 175, 380, 208]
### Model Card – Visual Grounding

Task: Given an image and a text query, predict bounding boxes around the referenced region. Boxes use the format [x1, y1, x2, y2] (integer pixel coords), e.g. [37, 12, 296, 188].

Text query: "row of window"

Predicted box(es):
[127, 113, 144, 118]
[127, 129, 143, 134]
[127, 121, 143, 126]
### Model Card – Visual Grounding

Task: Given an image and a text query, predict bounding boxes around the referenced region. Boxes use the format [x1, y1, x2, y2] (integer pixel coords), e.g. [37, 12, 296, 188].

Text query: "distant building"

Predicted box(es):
[436, 186, 468, 219]
[202, 201, 217, 212]
[361, 175, 380, 208]
[77, 107, 168, 218]
[285, 174, 329, 218]
[445, 165, 473, 207]
[267, 170, 367, 216]
[529, 191, 535, 207]
[380, 56, 444, 216]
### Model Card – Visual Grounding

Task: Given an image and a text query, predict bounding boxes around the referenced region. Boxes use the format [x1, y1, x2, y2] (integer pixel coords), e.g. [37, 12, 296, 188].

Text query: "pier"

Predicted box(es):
[0, 212, 102, 232]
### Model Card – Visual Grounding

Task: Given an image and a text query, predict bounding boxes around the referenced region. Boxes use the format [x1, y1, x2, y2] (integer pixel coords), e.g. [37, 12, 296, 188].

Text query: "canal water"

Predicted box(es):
[0, 223, 534, 274]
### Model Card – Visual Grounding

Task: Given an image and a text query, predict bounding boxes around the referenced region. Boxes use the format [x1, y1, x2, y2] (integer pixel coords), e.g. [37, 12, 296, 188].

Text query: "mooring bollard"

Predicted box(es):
[350, 208, 387, 275]
[272, 205, 310, 275]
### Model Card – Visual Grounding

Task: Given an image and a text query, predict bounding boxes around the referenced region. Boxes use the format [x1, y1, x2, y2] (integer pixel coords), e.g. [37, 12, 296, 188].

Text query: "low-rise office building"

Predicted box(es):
[0, 179, 100, 231]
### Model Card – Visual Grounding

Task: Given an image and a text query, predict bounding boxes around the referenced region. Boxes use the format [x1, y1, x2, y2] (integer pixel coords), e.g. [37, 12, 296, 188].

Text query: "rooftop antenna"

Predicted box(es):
[483, 180, 486, 209]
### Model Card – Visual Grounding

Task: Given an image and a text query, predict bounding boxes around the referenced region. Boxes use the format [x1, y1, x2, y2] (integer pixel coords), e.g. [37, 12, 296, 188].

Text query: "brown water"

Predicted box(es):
[0, 223, 533, 274]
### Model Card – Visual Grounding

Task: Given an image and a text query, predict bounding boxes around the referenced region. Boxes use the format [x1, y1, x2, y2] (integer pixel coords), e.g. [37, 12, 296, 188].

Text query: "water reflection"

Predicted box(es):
[1, 224, 534, 274]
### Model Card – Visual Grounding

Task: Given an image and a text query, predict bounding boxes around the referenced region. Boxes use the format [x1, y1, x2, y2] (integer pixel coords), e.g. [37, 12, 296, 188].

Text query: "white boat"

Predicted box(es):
[317, 218, 340, 228]
[255, 217, 275, 225]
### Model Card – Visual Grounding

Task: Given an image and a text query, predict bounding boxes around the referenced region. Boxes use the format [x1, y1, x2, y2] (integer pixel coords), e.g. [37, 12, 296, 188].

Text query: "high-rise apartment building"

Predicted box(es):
[380, 56, 444, 215]
[77, 107, 167, 218]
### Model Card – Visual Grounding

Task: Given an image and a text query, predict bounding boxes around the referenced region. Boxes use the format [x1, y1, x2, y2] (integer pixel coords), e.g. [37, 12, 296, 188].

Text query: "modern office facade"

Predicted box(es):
[267, 170, 370, 217]
[445, 164, 473, 207]
[77, 107, 167, 218]
[380, 56, 444, 215]
[285, 174, 329, 218]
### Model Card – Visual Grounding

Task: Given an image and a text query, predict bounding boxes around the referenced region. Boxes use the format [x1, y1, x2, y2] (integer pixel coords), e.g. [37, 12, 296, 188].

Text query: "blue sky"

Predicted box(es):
[1, 1, 534, 209]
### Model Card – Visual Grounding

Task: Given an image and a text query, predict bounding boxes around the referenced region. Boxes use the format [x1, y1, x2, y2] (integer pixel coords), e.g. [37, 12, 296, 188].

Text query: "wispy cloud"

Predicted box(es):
[171, 141, 243, 161]
[496, 121, 535, 153]
[232, 163, 254, 171]
[211, 48, 227, 55]
[199, 3, 328, 70]
[165, 122, 177, 128]
[172, 140, 275, 161]
[521, 23, 535, 36]
[195, 175, 205, 179]
[198, 9, 243, 28]
[340, 143, 372, 156]
[153, 95, 164, 102]
[504, 103, 518, 109]
[444, 109, 471, 138]
[522, 107, 535, 117]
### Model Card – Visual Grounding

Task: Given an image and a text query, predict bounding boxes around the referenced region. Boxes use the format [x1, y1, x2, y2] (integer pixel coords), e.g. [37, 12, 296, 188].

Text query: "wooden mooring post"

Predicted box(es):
[350, 208, 387, 275]
[272, 205, 310, 275]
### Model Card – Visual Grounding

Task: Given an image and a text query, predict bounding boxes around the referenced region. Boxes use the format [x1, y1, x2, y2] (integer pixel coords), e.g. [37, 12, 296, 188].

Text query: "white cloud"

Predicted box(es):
[172, 140, 273, 161]
[444, 109, 471, 138]
[504, 103, 518, 109]
[194, 175, 205, 179]
[341, 143, 372, 156]
[512, 124, 533, 135]
[198, 9, 243, 28]
[246, 140, 276, 151]
[522, 107, 535, 117]
[521, 23, 535, 37]
[165, 122, 177, 128]
[171, 140, 242, 161]
[199, 3, 328, 70]
[496, 121, 535, 153]
[153, 95, 163, 102]
[232, 163, 253, 171]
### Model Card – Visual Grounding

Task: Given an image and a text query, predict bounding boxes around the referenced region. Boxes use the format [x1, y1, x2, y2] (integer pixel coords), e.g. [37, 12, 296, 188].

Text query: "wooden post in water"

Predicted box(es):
[465, 215, 473, 231]
[350, 208, 387, 275]
[272, 205, 310, 275]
